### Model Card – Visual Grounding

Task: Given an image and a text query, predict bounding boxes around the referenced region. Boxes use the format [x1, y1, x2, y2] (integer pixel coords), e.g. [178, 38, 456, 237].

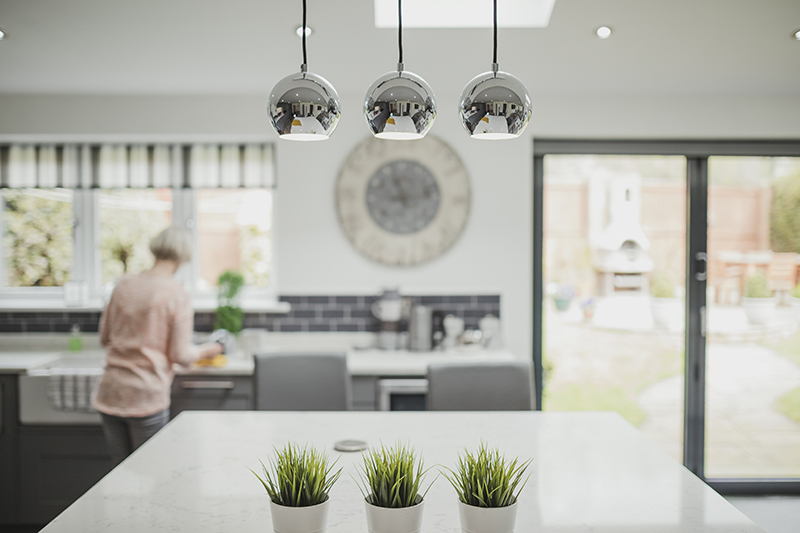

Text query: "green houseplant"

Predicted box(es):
[442, 443, 531, 533]
[355, 442, 433, 533]
[215, 270, 245, 334]
[650, 272, 675, 299]
[250, 443, 342, 533]
[650, 272, 679, 329]
[742, 272, 776, 325]
[791, 283, 800, 315]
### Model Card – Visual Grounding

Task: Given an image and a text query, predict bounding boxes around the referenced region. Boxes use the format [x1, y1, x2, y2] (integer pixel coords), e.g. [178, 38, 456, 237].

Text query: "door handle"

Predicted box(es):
[181, 381, 234, 390]
[694, 252, 708, 282]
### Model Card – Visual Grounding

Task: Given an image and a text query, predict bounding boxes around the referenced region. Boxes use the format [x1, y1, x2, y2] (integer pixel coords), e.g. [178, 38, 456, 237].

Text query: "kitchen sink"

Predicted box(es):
[20, 353, 105, 426]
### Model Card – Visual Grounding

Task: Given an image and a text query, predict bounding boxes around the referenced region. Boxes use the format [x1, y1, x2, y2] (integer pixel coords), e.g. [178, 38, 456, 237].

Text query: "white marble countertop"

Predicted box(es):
[40, 411, 763, 533]
[346, 348, 522, 376]
[1, 347, 523, 377]
[0, 352, 62, 373]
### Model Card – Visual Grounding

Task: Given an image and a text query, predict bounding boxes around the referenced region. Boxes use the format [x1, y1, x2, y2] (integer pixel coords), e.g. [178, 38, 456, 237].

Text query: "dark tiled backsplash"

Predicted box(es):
[0, 294, 500, 334]
[0, 311, 102, 334]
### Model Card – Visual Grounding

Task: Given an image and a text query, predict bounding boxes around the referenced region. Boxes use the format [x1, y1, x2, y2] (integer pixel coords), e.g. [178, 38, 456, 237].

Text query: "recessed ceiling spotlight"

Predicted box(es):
[0, 28, 6, 40]
[793, 29, 800, 41]
[296, 25, 312, 38]
[596, 26, 612, 39]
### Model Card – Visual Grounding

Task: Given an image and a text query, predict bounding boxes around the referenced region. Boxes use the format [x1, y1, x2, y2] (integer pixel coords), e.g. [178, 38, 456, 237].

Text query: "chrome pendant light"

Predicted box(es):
[364, 0, 436, 140]
[459, 0, 531, 140]
[268, 0, 341, 141]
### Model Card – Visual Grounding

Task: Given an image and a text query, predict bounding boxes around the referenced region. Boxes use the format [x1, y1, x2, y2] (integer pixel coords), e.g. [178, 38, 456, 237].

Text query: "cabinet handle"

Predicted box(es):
[181, 381, 235, 390]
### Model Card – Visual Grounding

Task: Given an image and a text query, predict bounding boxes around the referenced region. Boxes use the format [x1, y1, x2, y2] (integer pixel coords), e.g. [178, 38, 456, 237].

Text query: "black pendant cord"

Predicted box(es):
[398, 0, 403, 65]
[302, 0, 308, 67]
[493, 0, 498, 65]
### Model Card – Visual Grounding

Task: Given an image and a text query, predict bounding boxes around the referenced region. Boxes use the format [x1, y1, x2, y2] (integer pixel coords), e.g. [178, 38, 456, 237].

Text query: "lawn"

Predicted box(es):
[543, 316, 683, 427]
[775, 386, 800, 425]
[770, 329, 800, 423]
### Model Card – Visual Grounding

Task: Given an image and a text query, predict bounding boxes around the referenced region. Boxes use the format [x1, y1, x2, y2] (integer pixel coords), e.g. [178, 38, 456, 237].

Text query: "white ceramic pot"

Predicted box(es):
[364, 497, 424, 533]
[650, 297, 679, 328]
[741, 297, 777, 326]
[457, 500, 518, 533]
[270, 499, 330, 533]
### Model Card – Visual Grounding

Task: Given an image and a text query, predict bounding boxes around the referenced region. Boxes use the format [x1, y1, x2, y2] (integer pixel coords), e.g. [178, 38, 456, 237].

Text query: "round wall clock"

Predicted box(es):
[336, 135, 471, 267]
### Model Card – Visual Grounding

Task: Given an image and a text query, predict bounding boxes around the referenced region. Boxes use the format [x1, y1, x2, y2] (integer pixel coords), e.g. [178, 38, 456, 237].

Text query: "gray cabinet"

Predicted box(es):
[351, 376, 378, 411]
[18, 426, 113, 525]
[0, 375, 20, 525]
[170, 375, 253, 417]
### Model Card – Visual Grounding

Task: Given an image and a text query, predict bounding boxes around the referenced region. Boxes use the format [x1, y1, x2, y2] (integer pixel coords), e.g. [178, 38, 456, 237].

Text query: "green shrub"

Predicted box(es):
[442, 443, 531, 508]
[792, 283, 800, 299]
[250, 443, 341, 507]
[355, 442, 432, 508]
[771, 173, 800, 253]
[744, 272, 772, 299]
[650, 272, 676, 299]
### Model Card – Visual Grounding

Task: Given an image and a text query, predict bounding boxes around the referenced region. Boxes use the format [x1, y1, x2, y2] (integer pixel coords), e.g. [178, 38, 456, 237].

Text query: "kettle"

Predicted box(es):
[409, 305, 433, 352]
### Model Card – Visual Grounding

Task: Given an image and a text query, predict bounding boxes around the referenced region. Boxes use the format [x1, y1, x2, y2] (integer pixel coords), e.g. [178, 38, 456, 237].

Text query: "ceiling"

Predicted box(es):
[0, 0, 798, 98]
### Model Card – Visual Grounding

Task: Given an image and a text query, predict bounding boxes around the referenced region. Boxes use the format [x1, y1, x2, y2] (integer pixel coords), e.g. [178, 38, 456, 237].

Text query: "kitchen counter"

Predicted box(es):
[346, 348, 521, 376]
[0, 347, 523, 377]
[39, 411, 763, 533]
[0, 353, 62, 374]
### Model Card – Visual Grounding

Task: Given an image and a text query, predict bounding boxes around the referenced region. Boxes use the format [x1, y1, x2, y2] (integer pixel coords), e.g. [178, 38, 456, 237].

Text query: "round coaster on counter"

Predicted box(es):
[334, 439, 368, 452]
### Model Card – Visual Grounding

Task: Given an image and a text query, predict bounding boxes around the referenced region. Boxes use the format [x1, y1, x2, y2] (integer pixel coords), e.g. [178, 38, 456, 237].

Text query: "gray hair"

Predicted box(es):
[149, 226, 192, 264]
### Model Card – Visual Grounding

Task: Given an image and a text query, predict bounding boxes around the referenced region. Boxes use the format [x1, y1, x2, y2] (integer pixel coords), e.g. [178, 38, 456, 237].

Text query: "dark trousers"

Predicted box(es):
[100, 408, 170, 465]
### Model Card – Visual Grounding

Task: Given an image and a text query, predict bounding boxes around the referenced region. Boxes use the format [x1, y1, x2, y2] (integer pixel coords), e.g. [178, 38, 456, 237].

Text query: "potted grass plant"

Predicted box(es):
[741, 272, 777, 325]
[250, 443, 342, 533]
[442, 443, 531, 533]
[355, 442, 433, 533]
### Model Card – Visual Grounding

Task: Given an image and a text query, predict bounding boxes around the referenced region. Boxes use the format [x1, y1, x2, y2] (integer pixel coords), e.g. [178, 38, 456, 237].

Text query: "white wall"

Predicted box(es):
[273, 92, 532, 363]
[2, 92, 799, 361]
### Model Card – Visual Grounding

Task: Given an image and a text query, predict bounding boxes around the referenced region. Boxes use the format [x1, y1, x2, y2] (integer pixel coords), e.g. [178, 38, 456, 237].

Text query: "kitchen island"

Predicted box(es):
[40, 411, 762, 533]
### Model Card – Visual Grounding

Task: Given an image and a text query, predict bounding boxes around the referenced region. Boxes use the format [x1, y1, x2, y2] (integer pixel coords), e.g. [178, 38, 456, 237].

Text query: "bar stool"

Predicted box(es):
[427, 361, 534, 411]
[253, 352, 351, 411]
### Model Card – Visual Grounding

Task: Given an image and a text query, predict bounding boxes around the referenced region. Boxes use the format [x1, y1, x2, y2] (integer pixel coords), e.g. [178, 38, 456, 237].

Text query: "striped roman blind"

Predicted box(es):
[0, 143, 275, 189]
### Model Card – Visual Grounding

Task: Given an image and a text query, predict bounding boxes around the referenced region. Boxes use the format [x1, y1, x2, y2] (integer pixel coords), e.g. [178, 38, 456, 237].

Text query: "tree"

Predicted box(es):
[770, 173, 800, 253]
[2, 190, 72, 287]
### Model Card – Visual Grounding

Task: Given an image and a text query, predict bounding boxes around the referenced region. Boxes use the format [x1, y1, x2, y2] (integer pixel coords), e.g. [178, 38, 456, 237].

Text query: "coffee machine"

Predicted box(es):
[372, 288, 410, 350]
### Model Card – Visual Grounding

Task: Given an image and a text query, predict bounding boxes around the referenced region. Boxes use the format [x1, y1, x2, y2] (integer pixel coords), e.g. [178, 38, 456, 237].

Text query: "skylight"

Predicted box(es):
[374, 0, 557, 29]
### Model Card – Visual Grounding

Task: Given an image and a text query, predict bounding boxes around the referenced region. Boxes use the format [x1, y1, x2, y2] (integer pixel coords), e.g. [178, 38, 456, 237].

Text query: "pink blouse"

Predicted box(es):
[92, 273, 201, 418]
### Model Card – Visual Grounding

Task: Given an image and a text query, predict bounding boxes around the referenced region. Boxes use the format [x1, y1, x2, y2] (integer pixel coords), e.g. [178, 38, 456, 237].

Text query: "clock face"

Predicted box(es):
[336, 136, 471, 267]
[366, 160, 441, 235]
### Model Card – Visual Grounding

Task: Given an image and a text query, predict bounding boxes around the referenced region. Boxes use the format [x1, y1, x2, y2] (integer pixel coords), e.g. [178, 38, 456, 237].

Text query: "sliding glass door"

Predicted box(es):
[705, 156, 800, 479]
[541, 154, 686, 463]
[533, 141, 800, 493]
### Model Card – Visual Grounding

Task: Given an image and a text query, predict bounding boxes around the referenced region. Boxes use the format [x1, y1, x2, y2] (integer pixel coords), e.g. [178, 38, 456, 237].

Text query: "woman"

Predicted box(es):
[93, 226, 223, 464]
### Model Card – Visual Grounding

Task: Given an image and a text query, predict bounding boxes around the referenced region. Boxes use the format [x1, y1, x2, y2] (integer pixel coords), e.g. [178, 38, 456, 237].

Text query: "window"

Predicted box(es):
[0, 141, 276, 306]
[99, 189, 173, 284]
[195, 189, 273, 290]
[1, 188, 74, 288]
[0, 187, 275, 304]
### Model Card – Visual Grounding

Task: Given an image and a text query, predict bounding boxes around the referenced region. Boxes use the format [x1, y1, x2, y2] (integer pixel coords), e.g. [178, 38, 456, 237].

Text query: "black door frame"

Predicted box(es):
[532, 139, 800, 495]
